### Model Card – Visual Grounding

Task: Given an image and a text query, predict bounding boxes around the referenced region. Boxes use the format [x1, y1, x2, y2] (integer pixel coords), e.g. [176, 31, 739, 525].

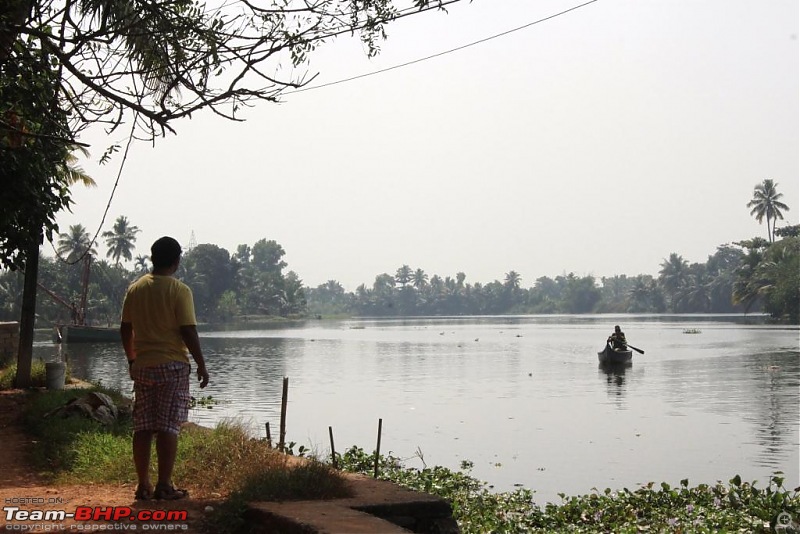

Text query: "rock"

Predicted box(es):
[44, 391, 128, 425]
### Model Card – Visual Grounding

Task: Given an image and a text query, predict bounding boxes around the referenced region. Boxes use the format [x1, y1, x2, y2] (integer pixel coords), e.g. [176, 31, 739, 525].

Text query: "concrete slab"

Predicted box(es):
[245, 473, 459, 534]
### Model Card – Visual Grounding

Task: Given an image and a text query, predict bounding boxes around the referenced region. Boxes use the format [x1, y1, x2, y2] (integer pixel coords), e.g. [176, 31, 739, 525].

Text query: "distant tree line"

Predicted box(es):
[305, 178, 796, 323]
[305, 230, 798, 323]
[0, 227, 796, 326]
[0, 181, 797, 325]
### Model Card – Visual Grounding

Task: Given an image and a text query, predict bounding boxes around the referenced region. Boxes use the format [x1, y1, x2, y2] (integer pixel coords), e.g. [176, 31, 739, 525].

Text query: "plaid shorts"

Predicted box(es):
[132, 361, 191, 435]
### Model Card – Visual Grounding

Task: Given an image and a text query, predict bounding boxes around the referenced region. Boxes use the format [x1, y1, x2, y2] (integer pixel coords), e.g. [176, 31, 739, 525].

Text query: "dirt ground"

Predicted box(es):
[0, 389, 217, 533]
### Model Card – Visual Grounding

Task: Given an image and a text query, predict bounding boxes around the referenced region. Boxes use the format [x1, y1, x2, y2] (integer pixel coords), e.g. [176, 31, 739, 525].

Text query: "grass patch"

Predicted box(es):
[21, 389, 350, 498]
[69, 431, 133, 482]
[0, 359, 72, 390]
[22, 387, 132, 478]
[176, 421, 295, 495]
[181, 422, 352, 533]
[14, 386, 353, 532]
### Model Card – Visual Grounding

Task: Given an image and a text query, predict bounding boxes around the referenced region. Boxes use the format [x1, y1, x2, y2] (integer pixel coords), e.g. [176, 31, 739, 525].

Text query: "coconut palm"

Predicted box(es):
[56, 224, 96, 263]
[678, 272, 712, 312]
[658, 253, 690, 311]
[504, 271, 521, 290]
[456, 272, 466, 288]
[659, 252, 687, 290]
[102, 215, 140, 265]
[628, 276, 654, 312]
[61, 147, 96, 188]
[395, 265, 412, 287]
[48, 148, 97, 263]
[732, 238, 771, 314]
[747, 179, 790, 243]
[412, 268, 428, 290]
[134, 255, 149, 274]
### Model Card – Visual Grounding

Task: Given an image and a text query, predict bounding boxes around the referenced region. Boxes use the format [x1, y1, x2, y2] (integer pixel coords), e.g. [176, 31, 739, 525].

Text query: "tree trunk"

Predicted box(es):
[767, 214, 772, 243]
[15, 237, 40, 388]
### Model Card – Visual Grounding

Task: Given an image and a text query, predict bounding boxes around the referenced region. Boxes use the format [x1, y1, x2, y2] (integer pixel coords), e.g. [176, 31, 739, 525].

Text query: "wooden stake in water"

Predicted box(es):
[279, 377, 288, 452]
[329, 426, 337, 469]
[265, 422, 272, 448]
[373, 418, 382, 478]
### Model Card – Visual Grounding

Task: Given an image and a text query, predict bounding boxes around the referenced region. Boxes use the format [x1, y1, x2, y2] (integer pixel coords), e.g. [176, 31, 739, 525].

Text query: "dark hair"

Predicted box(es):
[151, 236, 182, 269]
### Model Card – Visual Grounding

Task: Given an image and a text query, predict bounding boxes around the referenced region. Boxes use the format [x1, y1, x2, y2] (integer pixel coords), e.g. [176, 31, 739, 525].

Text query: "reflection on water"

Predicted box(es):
[38, 315, 799, 504]
[743, 351, 800, 473]
[598, 362, 631, 406]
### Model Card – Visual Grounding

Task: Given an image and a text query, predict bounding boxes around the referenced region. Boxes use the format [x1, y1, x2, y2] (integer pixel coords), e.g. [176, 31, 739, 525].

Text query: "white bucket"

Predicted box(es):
[45, 362, 66, 390]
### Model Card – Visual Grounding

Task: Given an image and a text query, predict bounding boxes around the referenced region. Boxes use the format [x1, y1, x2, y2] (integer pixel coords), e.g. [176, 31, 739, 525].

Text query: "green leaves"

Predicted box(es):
[338, 450, 800, 534]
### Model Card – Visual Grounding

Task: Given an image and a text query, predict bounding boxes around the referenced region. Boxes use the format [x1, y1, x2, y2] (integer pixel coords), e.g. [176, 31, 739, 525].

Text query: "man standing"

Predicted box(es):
[121, 236, 209, 501]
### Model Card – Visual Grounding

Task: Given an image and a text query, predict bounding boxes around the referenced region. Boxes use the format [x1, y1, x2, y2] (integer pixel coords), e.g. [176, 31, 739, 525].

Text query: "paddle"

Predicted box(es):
[625, 343, 645, 355]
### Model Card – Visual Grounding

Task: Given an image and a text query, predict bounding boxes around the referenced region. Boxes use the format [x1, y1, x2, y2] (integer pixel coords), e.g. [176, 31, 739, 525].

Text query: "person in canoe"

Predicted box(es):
[607, 325, 627, 350]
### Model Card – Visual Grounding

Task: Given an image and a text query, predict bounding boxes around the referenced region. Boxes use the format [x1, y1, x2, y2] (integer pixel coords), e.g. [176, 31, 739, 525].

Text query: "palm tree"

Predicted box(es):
[15, 147, 96, 388]
[44, 149, 96, 263]
[134, 255, 149, 273]
[732, 238, 770, 314]
[456, 272, 466, 288]
[62, 148, 96, 189]
[747, 179, 790, 243]
[679, 272, 712, 312]
[323, 280, 344, 295]
[628, 276, 653, 312]
[102, 215, 140, 265]
[659, 253, 687, 290]
[395, 265, 412, 287]
[658, 253, 689, 311]
[412, 268, 428, 290]
[56, 224, 96, 263]
[504, 271, 521, 290]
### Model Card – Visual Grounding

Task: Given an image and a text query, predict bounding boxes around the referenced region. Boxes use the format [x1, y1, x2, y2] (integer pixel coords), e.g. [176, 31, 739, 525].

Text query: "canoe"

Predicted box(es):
[60, 325, 120, 343]
[598, 344, 633, 365]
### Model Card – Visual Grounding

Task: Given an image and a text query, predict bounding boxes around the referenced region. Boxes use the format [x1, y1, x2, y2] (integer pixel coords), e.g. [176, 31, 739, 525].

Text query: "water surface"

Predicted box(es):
[46, 314, 799, 505]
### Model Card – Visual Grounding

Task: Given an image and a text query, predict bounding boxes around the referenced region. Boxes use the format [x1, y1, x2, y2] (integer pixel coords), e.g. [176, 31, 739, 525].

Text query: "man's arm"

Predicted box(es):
[120, 322, 135, 377]
[121, 322, 135, 361]
[180, 325, 209, 388]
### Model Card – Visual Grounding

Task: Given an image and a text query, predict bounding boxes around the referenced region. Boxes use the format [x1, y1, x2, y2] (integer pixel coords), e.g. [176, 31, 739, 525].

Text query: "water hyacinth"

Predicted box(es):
[337, 449, 800, 534]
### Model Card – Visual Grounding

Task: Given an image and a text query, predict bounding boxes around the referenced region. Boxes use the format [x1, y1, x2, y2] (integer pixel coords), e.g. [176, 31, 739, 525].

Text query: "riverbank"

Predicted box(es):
[0, 386, 459, 533]
[0, 389, 214, 531]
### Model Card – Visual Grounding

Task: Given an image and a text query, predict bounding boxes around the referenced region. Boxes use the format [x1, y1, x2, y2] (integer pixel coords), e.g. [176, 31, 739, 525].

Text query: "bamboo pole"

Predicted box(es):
[329, 426, 337, 469]
[373, 418, 382, 478]
[279, 377, 288, 452]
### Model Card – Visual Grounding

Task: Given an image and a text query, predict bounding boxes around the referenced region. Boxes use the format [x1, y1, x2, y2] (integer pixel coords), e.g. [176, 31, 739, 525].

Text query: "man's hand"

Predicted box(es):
[197, 365, 209, 389]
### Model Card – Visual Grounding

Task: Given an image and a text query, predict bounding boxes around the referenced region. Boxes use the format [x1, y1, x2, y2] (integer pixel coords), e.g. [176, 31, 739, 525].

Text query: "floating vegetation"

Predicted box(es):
[190, 395, 226, 409]
[338, 447, 800, 534]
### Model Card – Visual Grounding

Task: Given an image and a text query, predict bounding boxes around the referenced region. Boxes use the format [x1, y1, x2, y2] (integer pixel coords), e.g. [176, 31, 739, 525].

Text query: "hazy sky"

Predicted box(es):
[56, 0, 799, 291]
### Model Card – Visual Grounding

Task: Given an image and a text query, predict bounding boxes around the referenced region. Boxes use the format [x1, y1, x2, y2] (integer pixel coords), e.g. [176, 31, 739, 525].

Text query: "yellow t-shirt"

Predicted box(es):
[121, 274, 197, 366]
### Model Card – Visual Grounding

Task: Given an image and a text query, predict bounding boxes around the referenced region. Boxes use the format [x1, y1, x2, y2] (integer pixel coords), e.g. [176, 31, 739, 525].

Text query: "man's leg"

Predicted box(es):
[152, 363, 190, 499]
[155, 431, 179, 486]
[133, 430, 154, 490]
